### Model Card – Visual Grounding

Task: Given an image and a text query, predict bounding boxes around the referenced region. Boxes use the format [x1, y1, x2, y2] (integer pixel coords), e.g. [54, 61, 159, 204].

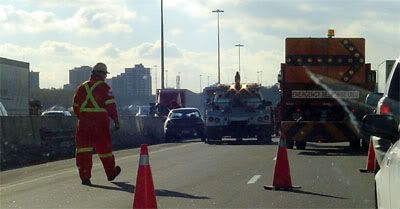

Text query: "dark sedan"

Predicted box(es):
[164, 108, 205, 142]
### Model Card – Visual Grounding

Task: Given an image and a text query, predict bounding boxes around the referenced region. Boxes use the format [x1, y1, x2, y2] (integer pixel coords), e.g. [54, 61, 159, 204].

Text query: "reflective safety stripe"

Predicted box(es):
[139, 155, 150, 165]
[105, 99, 116, 105]
[76, 147, 94, 154]
[98, 152, 113, 158]
[80, 81, 107, 113]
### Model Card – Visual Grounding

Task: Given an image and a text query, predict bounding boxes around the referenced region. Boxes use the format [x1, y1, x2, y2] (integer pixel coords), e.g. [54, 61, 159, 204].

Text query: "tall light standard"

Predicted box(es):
[161, 0, 165, 89]
[199, 75, 203, 93]
[212, 9, 224, 84]
[257, 71, 263, 85]
[235, 44, 244, 74]
[165, 69, 168, 88]
[153, 65, 158, 90]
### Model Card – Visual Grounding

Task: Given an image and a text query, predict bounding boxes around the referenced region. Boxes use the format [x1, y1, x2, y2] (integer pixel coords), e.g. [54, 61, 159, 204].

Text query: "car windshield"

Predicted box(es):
[1, 1, 399, 209]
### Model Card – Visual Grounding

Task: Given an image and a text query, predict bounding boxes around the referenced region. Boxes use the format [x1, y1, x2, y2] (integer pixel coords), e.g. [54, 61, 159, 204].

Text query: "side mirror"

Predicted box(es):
[362, 114, 399, 143]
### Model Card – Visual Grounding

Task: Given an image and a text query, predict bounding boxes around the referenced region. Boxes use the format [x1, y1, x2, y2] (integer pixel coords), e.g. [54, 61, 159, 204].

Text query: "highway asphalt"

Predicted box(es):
[0, 137, 375, 209]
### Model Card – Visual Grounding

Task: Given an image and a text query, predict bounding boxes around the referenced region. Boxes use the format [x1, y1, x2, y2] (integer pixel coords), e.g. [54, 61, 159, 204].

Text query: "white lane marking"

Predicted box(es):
[0, 143, 194, 190]
[247, 175, 261, 184]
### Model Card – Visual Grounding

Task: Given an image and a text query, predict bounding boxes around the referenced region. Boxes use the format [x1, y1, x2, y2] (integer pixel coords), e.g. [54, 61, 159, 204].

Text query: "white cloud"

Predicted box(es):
[0, 4, 136, 34]
[171, 28, 183, 37]
[136, 41, 183, 59]
[164, 0, 246, 18]
[28, 0, 126, 8]
[1, 0, 399, 92]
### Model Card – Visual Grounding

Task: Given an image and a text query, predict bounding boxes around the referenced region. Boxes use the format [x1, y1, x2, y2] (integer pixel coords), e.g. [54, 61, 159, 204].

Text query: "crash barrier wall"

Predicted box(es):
[0, 116, 165, 170]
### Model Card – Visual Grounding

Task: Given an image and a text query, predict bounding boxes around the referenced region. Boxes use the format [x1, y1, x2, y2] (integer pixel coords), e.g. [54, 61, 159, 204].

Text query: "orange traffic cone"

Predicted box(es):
[133, 144, 157, 209]
[359, 139, 376, 173]
[264, 134, 301, 191]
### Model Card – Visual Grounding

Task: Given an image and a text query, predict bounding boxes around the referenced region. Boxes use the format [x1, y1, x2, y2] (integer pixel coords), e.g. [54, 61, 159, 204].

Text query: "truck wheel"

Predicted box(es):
[286, 139, 294, 149]
[349, 138, 360, 150]
[361, 136, 370, 152]
[206, 136, 221, 144]
[296, 141, 306, 150]
[257, 135, 272, 144]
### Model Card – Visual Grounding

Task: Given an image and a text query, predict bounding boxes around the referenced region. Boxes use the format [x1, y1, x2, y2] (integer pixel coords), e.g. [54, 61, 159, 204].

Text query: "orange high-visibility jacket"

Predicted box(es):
[73, 76, 118, 122]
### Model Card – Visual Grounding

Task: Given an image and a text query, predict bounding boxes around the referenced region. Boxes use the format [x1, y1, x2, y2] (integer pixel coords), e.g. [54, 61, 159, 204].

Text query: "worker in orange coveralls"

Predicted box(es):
[73, 62, 121, 186]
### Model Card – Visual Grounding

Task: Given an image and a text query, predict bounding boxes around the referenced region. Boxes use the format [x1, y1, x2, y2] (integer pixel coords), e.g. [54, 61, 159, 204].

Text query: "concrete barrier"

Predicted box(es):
[0, 116, 165, 170]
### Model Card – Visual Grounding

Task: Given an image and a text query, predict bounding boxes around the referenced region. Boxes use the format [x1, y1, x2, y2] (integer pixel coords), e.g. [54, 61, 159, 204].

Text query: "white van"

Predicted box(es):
[0, 102, 8, 116]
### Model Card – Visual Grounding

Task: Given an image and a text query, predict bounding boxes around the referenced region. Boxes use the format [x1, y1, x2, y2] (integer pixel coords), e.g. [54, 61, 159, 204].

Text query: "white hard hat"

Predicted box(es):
[93, 62, 109, 74]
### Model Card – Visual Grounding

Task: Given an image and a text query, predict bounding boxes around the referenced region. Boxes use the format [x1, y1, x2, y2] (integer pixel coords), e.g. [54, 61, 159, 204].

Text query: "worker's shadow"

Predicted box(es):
[88, 182, 210, 200]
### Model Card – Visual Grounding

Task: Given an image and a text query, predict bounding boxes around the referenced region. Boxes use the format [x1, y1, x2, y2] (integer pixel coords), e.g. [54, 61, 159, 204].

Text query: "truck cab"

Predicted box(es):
[204, 72, 273, 143]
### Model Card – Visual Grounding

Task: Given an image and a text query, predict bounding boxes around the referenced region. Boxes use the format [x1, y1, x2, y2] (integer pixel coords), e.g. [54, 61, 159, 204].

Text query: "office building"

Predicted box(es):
[0, 57, 30, 115]
[30, 71, 40, 90]
[64, 66, 92, 90]
[110, 64, 152, 106]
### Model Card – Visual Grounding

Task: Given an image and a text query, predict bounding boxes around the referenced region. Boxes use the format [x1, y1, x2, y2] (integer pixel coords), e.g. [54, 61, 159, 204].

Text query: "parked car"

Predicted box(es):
[136, 105, 151, 117]
[372, 58, 399, 165]
[164, 108, 205, 142]
[41, 110, 72, 116]
[361, 92, 384, 151]
[362, 114, 399, 209]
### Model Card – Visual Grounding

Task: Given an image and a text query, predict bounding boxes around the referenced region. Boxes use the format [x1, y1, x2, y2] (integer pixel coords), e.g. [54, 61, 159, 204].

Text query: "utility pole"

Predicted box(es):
[235, 44, 244, 74]
[161, 0, 165, 89]
[212, 9, 224, 84]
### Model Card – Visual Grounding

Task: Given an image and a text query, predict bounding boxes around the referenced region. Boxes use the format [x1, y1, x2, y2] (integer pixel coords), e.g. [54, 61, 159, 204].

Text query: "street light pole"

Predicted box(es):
[212, 9, 224, 84]
[257, 70, 263, 85]
[161, 0, 165, 89]
[200, 75, 203, 93]
[153, 65, 158, 91]
[165, 69, 168, 88]
[235, 44, 244, 74]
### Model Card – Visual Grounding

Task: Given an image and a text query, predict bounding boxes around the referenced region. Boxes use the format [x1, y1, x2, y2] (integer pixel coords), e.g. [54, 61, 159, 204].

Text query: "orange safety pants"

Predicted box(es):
[75, 115, 117, 181]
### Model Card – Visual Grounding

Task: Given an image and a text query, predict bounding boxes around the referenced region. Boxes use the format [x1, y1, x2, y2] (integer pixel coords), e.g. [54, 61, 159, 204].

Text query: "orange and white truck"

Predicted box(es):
[278, 30, 376, 150]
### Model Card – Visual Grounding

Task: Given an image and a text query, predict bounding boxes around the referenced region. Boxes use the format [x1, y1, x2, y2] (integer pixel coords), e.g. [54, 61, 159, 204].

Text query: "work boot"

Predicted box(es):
[108, 166, 121, 181]
[81, 179, 92, 186]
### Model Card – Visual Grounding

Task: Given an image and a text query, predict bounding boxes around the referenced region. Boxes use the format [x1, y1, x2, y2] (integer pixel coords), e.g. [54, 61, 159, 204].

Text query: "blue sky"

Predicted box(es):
[1, 0, 399, 92]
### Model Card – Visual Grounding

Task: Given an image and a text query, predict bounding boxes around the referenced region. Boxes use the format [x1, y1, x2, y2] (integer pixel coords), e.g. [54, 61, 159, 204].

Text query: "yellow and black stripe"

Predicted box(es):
[281, 121, 358, 142]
